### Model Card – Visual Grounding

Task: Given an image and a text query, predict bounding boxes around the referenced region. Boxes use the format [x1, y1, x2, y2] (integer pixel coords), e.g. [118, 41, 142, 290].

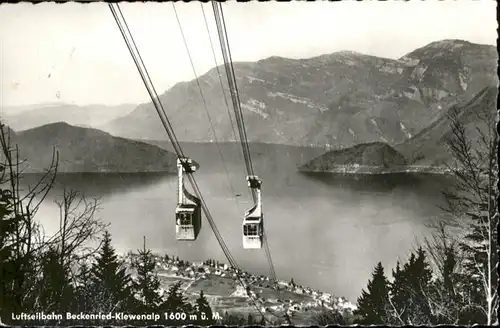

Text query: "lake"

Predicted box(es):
[20, 142, 454, 302]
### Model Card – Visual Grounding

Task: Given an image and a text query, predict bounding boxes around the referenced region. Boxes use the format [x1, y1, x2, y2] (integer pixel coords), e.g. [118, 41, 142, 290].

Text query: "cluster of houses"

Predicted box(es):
[123, 252, 357, 316]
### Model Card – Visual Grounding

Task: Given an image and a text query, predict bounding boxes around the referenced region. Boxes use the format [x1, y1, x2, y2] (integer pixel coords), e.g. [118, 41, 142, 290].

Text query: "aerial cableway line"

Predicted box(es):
[212, 1, 265, 248]
[107, 3, 274, 324]
[171, 2, 243, 229]
[210, 2, 288, 322]
[211, 3, 256, 194]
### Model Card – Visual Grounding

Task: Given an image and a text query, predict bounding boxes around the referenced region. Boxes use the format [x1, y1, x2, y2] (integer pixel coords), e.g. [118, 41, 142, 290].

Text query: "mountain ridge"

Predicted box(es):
[299, 84, 498, 173]
[6, 122, 178, 173]
[395, 84, 498, 166]
[298, 142, 408, 174]
[101, 39, 497, 150]
[2, 103, 136, 132]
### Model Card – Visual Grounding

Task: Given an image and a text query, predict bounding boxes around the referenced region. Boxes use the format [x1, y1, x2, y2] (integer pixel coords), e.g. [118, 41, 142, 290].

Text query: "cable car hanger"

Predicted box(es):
[242, 175, 263, 249]
[175, 157, 202, 241]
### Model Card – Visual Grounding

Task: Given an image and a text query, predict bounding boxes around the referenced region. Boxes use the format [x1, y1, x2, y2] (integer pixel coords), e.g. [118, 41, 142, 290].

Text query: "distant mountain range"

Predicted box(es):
[101, 39, 497, 149]
[0, 39, 497, 173]
[5, 122, 177, 173]
[1, 103, 136, 131]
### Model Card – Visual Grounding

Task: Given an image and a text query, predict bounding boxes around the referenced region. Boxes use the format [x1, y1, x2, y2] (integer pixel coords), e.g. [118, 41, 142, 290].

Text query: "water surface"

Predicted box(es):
[22, 143, 453, 301]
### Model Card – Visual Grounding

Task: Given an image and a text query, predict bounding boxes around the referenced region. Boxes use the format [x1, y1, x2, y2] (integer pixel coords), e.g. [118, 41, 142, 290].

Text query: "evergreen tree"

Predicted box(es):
[412, 247, 433, 316]
[194, 290, 215, 326]
[247, 313, 255, 325]
[89, 231, 135, 315]
[388, 260, 407, 324]
[354, 262, 389, 324]
[132, 238, 163, 313]
[73, 262, 93, 314]
[164, 281, 192, 323]
[429, 244, 466, 324]
[459, 209, 498, 322]
[218, 311, 247, 326]
[406, 248, 433, 323]
[0, 188, 37, 324]
[314, 309, 347, 325]
[36, 247, 74, 316]
[388, 248, 433, 325]
[0, 187, 19, 323]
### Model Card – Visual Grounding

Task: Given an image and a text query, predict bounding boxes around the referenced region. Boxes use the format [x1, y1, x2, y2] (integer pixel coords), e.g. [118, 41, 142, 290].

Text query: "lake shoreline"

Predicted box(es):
[297, 165, 452, 175]
[19, 170, 177, 175]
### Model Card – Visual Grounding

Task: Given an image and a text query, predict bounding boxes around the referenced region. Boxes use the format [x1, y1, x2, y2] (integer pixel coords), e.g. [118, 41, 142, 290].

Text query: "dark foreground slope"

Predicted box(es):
[9, 122, 178, 173]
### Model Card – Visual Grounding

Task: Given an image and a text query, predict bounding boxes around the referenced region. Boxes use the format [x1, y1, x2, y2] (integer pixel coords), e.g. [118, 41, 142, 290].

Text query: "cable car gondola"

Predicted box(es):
[175, 157, 201, 241]
[242, 175, 263, 249]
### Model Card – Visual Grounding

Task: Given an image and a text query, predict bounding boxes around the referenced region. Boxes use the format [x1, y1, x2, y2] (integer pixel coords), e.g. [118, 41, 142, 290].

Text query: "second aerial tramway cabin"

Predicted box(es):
[242, 175, 263, 249]
[175, 157, 201, 241]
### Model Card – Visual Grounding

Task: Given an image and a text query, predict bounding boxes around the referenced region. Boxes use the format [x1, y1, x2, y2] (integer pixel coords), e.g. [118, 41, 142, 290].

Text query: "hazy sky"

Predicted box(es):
[0, 1, 497, 109]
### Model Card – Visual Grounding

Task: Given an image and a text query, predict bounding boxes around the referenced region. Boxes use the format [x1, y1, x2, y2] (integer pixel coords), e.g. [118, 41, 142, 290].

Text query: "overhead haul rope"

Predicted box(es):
[211, 3, 289, 324]
[200, 6, 282, 319]
[211, 0, 275, 283]
[200, 4, 242, 159]
[210, 4, 256, 200]
[108, 3, 273, 324]
[199, 3, 250, 200]
[171, 3, 242, 215]
[173, 6, 282, 323]
[203, 4, 289, 324]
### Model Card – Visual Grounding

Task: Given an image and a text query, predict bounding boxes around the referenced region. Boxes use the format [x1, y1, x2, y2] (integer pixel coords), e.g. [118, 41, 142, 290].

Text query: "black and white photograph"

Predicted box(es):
[0, 0, 498, 326]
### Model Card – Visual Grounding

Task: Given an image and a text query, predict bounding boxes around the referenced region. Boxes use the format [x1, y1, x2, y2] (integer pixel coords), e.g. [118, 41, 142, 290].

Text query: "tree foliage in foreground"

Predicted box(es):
[354, 262, 390, 324]
[355, 96, 498, 325]
[0, 123, 218, 326]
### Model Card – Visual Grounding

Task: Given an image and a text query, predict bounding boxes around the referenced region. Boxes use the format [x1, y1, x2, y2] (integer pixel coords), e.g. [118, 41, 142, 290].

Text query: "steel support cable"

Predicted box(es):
[110, 0, 232, 285]
[172, 12, 258, 305]
[172, 5, 248, 288]
[172, 3, 242, 215]
[109, 1, 240, 286]
[108, 4, 273, 324]
[212, 4, 289, 323]
[202, 5, 287, 324]
[214, 3, 256, 179]
[211, 4, 255, 194]
[212, 5, 261, 207]
[212, 1, 277, 283]
[108, 4, 238, 269]
[199, 3, 250, 201]
[212, 0, 274, 266]
[200, 3, 241, 159]
[110, 7, 270, 325]
[109, 5, 185, 160]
